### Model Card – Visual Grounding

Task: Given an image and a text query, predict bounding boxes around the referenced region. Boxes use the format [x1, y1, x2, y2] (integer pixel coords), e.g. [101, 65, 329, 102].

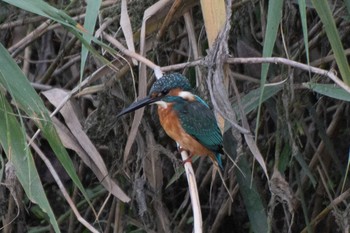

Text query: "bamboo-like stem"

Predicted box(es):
[161, 56, 350, 94]
[226, 57, 350, 93]
[180, 150, 203, 233]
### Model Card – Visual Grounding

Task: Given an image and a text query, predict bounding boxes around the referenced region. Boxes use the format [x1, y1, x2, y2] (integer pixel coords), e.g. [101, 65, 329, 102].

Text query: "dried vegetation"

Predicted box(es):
[0, 0, 350, 233]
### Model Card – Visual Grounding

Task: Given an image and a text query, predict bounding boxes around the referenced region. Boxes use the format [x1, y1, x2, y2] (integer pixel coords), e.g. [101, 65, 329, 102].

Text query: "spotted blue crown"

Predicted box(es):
[150, 73, 192, 94]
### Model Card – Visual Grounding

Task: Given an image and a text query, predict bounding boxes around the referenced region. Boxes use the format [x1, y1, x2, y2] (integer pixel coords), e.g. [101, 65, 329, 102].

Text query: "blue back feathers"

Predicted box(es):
[162, 95, 224, 169]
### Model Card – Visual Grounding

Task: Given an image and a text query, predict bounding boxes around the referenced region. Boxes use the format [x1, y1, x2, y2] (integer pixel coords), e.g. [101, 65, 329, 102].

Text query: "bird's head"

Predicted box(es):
[117, 73, 192, 117]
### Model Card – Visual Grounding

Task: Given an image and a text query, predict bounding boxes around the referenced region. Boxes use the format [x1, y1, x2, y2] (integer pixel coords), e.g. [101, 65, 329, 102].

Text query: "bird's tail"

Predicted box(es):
[215, 153, 224, 171]
[210, 153, 233, 202]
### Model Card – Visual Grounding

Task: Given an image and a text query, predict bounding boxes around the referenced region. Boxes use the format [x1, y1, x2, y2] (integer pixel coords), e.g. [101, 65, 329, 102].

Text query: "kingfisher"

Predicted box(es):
[117, 73, 224, 169]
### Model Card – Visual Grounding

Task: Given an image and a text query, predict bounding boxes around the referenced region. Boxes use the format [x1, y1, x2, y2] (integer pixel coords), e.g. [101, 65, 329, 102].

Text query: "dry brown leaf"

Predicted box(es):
[270, 168, 297, 214]
[43, 89, 130, 203]
[244, 134, 269, 179]
[143, 129, 163, 191]
[121, 0, 137, 65]
[122, 0, 173, 163]
[200, 0, 227, 46]
[156, 0, 182, 41]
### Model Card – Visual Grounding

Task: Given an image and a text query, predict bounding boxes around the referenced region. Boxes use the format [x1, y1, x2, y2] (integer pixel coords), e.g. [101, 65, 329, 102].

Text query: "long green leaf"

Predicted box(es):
[256, 0, 284, 137]
[1, 0, 79, 30]
[81, 0, 101, 80]
[232, 84, 283, 122]
[2, 0, 129, 77]
[311, 0, 350, 85]
[222, 129, 267, 232]
[1, 0, 108, 64]
[0, 87, 60, 232]
[345, 0, 350, 20]
[0, 0, 127, 204]
[235, 156, 268, 233]
[249, 3, 283, 228]
[304, 82, 350, 101]
[0, 43, 91, 209]
[297, 0, 310, 65]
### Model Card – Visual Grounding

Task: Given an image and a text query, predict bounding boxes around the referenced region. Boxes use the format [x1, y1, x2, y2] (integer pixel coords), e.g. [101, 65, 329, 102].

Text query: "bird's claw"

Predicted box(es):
[177, 147, 193, 166]
[177, 146, 185, 153]
[182, 156, 193, 166]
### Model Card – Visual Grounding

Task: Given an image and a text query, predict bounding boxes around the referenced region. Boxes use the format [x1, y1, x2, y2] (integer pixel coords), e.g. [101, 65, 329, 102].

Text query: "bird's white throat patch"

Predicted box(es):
[155, 100, 168, 108]
[178, 91, 195, 101]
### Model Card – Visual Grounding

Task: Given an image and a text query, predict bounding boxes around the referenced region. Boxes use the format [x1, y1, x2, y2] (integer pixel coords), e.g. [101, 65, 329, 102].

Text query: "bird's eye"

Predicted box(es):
[156, 90, 169, 97]
[161, 90, 169, 95]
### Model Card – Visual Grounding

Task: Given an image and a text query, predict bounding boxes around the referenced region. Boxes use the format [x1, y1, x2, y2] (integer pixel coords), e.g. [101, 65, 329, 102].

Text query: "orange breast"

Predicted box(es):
[157, 104, 215, 160]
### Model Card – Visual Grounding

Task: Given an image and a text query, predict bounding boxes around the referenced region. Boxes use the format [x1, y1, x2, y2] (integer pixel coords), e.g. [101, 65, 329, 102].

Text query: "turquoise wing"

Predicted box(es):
[173, 96, 224, 157]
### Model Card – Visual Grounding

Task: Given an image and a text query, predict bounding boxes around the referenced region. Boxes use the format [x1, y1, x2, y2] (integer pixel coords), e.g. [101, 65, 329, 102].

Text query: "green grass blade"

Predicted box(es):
[345, 0, 350, 19]
[0, 90, 60, 232]
[0, 43, 91, 206]
[81, 0, 101, 80]
[232, 84, 283, 122]
[165, 156, 199, 188]
[256, 0, 284, 137]
[2, 0, 79, 29]
[235, 156, 268, 233]
[311, 0, 350, 85]
[2, 0, 107, 61]
[304, 83, 350, 101]
[297, 0, 310, 64]
[3, 0, 117, 70]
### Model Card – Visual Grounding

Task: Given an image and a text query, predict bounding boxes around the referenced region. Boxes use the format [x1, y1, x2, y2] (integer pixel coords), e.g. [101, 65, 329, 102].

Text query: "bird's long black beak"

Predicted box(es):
[117, 95, 161, 118]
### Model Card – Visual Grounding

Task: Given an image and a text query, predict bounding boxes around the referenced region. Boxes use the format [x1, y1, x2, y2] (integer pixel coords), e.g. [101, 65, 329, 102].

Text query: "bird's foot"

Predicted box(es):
[177, 146, 186, 153]
[178, 147, 193, 165]
[182, 156, 193, 166]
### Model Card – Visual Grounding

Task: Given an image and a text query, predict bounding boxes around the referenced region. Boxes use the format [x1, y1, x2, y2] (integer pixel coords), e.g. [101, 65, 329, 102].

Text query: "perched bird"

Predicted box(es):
[117, 73, 223, 169]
